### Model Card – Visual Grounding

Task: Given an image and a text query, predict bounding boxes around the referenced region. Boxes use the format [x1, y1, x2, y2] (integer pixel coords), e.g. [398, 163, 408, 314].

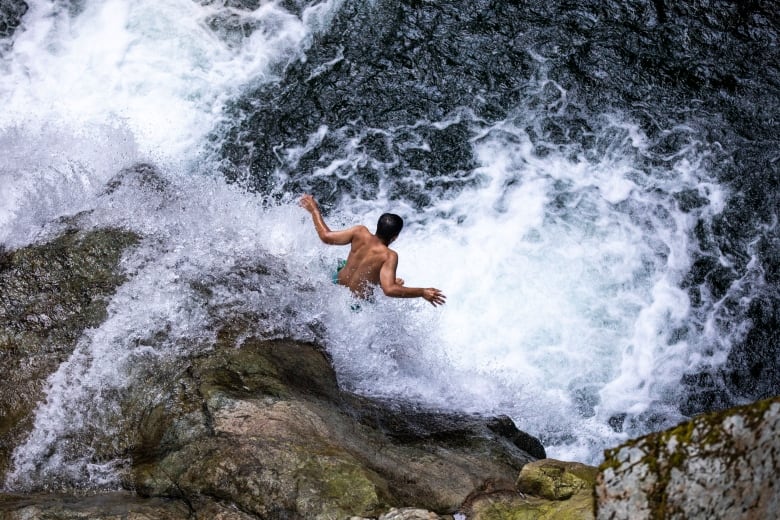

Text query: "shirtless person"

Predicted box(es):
[300, 194, 446, 307]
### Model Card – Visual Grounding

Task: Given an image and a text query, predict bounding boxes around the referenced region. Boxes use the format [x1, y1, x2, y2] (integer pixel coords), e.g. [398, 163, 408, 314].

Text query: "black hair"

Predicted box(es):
[376, 213, 403, 242]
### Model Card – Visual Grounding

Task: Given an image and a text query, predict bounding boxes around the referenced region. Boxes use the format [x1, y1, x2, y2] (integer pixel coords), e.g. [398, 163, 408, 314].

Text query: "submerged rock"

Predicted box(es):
[0, 228, 139, 480]
[596, 396, 780, 519]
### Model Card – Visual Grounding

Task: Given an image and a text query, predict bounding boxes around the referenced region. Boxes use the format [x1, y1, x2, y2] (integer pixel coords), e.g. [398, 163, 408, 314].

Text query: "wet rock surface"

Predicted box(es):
[0, 492, 192, 520]
[0, 228, 139, 479]
[219, 0, 538, 202]
[596, 396, 780, 519]
[0, 223, 777, 519]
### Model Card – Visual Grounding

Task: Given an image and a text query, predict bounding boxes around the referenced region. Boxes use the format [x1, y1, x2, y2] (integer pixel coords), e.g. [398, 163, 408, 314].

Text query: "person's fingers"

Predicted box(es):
[428, 295, 445, 306]
[424, 289, 446, 306]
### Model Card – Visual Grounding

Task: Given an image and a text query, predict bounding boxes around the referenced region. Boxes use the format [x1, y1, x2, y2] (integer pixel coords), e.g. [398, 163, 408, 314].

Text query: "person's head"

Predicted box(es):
[376, 213, 403, 244]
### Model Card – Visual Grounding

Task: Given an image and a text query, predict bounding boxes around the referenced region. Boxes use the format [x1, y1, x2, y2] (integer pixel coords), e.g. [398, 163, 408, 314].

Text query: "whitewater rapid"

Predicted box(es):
[0, 0, 741, 490]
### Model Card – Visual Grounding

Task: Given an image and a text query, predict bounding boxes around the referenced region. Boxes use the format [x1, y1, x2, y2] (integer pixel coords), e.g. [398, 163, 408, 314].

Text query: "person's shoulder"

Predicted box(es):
[351, 225, 372, 238]
[345, 225, 372, 243]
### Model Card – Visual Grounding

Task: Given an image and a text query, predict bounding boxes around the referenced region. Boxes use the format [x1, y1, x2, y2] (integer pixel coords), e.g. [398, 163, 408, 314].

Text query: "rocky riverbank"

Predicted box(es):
[1, 223, 777, 519]
[0, 224, 551, 518]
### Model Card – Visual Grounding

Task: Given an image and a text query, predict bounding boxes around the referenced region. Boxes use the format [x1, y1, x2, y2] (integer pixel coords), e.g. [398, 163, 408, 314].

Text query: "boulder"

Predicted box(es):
[516, 459, 597, 501]
[596, 396, 780, 519]
[462, 459, 597, 520]
[0, 228, 139, 479]
[131, 337, 542, 518]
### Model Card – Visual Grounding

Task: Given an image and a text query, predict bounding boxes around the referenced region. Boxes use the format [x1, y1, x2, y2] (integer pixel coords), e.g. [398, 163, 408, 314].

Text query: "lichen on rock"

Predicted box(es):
[596, 396, 780, 519]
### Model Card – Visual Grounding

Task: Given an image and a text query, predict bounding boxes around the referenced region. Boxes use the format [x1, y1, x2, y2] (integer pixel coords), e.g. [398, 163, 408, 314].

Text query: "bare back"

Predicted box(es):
[300, 193, 445, 306]
[337, 226, 392, 297]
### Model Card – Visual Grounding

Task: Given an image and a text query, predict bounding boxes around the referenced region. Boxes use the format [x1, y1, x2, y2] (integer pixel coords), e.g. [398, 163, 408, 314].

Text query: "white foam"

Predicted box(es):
[0, 0, 315, 249]
[0, 0, 310, 158]
[311, 111, 728, 462]
[0, 122, 140, 247]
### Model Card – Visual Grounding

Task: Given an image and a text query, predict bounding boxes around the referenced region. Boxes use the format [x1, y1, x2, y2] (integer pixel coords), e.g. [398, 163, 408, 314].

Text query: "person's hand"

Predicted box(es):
[395, 278, 405, 286]
[299, 194, 319, 214]
[422, 288, 446, 307]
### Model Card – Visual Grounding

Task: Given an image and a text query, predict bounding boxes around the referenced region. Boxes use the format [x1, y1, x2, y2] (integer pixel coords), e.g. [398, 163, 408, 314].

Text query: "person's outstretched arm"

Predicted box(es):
[300, 194, 359, 245]
[380, 250, 446, 307]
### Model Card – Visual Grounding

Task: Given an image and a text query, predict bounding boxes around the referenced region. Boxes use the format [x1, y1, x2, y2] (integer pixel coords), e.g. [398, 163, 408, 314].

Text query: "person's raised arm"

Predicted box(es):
[300, 194, 358, 245]
[380, 250, 446, 307]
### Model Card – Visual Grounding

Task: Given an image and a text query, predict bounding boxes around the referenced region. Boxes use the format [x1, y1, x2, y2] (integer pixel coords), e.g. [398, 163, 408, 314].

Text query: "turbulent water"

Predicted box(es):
[1, 0, 778, 491]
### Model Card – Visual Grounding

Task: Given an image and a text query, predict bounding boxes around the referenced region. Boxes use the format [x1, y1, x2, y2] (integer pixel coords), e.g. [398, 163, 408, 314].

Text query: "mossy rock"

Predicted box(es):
[295, 454, 386, 518]
[467, 490, 595, 520]
[596, 396, 780, 519]
[463, 459, 597, 520]
[196, 336, 340, 402]
[516, 459, 598, 500]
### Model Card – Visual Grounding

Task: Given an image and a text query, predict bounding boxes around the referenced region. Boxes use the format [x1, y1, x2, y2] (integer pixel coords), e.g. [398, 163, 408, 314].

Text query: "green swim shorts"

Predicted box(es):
[332, 259, 347, 284]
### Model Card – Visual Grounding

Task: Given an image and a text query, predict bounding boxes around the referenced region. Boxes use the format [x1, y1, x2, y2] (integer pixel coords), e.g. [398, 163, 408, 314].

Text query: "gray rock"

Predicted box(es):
[596, 396, 780, 519]
[377, 508, 446, 520]
[131, 337, 541, 518]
